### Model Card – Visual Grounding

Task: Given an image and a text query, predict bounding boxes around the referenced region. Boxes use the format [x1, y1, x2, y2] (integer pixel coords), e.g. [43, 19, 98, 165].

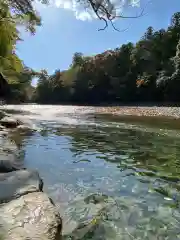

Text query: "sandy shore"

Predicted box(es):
[95, 106, 180, 119]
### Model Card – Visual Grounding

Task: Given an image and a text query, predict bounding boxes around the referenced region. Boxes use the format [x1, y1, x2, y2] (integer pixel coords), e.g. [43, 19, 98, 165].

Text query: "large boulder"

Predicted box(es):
[0, 147, 23, 172]
[0, 192, 62, 240]
[0, 169, 43, 203]
[0, 110, 6, 120]
[0, 135, 24, 172]
[0, 116, 22, 128]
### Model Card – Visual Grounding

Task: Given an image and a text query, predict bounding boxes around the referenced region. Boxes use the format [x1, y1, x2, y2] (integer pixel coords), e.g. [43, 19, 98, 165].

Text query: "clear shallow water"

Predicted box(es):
[2, 105, 180, 239]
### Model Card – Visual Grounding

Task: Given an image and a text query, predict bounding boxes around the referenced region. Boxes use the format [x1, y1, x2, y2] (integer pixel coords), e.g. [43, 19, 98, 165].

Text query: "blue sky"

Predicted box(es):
[17, 0, 180, 79]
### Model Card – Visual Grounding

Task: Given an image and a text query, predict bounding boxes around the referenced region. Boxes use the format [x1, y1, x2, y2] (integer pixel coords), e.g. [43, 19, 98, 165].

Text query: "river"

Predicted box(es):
[2, 104, 180, 239]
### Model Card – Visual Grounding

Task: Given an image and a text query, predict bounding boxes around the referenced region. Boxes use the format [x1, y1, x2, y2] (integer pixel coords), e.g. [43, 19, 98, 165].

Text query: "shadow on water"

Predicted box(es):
[6, 108, 180, 240]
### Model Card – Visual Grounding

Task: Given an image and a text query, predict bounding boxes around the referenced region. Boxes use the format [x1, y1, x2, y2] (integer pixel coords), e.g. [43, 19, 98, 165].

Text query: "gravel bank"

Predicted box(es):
[95, 106, 180, 119]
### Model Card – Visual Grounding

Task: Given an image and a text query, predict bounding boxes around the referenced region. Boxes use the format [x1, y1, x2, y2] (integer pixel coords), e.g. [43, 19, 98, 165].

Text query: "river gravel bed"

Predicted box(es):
[95, 106, 180, 119]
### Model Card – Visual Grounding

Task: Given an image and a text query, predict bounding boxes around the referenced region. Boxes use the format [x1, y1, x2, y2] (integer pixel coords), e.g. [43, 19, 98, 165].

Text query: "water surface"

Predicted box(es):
[2, 105, 180, 239]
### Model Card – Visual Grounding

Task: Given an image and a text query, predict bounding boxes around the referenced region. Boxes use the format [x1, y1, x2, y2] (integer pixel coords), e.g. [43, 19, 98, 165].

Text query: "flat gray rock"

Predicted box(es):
[0, 169, 43, 203]
[15, 124, 34, 135]
[0, 124, 5, 130]
[0, 116, 22, 128]
[84, 193, 109, 204]
[0, 136, 17, 152]
[0, 110, 6, 120]
[17, 124, 32, 131]
[0, 192, 62, 240]
[0, 136, 24, 172]
[0, 129, 9, 137]
[0, 147, 23, 172]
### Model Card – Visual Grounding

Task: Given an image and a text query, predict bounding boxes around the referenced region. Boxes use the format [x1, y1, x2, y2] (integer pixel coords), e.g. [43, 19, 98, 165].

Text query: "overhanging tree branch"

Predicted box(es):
[87, 0, 145, 31]
[3, 0, 145, 32]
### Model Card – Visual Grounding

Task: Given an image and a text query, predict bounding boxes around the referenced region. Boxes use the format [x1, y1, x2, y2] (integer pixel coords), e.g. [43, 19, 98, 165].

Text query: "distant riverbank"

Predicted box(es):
[3, 104, 180, 119]
[95, 106, 180, 119]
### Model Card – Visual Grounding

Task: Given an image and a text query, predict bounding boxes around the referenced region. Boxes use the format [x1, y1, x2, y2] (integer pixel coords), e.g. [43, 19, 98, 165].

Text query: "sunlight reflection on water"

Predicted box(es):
[3, 104, 180, 239]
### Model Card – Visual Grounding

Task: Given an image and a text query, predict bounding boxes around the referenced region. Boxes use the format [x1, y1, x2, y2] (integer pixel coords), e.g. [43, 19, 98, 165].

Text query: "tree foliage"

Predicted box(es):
[34, 12, 180, 104]
[0, 3, 23, 82]
[4, 0, 144, 31]
[0, 1, 41, 102]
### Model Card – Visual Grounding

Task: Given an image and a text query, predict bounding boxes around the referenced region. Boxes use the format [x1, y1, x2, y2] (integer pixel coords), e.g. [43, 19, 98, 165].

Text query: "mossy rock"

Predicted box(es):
[84, 193, 109, 204]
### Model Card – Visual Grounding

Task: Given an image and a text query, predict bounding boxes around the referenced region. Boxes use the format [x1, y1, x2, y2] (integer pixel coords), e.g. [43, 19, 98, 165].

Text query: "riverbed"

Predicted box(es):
[1, 104, 180, 239]
[95, 106, 180, 119]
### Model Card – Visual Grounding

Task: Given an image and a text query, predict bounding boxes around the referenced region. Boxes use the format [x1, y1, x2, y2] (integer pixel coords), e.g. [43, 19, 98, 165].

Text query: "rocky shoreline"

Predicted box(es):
[1, 106, 178, 239]
[0, 110, 62, 240]
[0, 107, 129, 240]
[95, 106, 180, 119]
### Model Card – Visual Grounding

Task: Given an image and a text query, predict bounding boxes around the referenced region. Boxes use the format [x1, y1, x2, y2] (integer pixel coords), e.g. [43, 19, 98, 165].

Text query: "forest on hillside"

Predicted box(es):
[1, 0, 180, 105]
[33, 12, 180, 104]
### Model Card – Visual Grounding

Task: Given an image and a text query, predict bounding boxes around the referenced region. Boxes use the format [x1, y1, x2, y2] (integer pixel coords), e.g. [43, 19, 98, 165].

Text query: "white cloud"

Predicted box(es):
[55, 0, 72, 9]
[51, 0, 97, 20]
[76, 11, 94, 21]
[36, 0, 140, 21]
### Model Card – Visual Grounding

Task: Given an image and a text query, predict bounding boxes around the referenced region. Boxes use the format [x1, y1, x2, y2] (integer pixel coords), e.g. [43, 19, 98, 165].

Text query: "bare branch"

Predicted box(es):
[86, 0, 146, 31]
[110, 20, 128, 32]
[114, 8, 145, 19]
[98, 16, 108, 31]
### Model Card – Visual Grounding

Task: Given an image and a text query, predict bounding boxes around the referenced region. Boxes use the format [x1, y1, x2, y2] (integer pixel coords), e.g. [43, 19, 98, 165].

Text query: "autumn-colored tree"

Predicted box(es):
[34, 11, 180, 104]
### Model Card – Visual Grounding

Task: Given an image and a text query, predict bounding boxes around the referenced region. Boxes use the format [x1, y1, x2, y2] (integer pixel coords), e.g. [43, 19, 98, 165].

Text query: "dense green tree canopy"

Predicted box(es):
[0, 0, 144, 103]
[33, 12, 180, 105]
[1, 0, 180, 105]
